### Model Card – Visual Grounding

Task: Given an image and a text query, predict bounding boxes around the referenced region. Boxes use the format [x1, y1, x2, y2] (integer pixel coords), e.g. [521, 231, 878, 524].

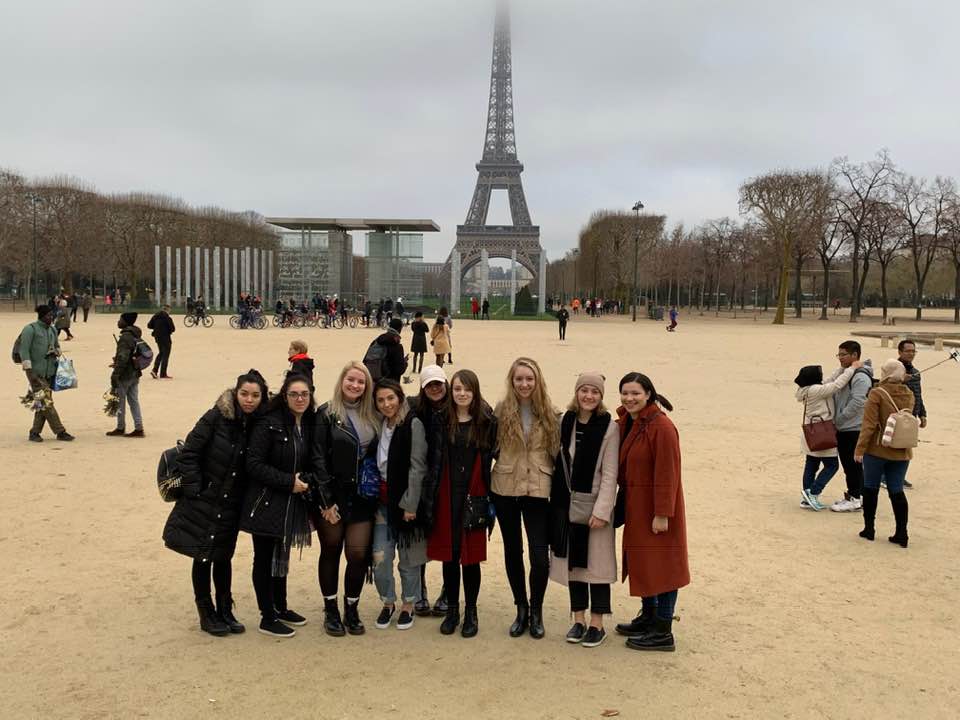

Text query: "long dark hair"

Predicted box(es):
[374, 378, 408, 425]
[618, 372, 674, 412]
[446, 369, 493, 449]
[268, 372, 315, 414]
[234, 368, 269, 415]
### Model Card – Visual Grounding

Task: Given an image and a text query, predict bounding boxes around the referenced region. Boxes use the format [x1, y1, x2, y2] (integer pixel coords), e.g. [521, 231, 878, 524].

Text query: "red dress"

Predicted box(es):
[427, 456, 488, 565]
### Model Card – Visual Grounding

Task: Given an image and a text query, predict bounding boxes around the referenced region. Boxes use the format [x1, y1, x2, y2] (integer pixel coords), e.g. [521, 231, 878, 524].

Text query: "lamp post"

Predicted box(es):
[631, 201, 644, 322]
[25, 192, 42, 307]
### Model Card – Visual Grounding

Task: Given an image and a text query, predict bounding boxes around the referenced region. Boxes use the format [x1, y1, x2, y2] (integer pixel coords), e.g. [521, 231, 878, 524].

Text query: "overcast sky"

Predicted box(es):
[2, 0, 957, 262]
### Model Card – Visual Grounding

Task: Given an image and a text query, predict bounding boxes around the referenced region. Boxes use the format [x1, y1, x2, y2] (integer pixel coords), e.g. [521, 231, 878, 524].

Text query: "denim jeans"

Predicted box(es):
[803, 455, 839, 495]
[372, 508, 423, 604]
[115, 377, 143, 431]
[862, 455, 909, 494]
[642, 589, 679, 622]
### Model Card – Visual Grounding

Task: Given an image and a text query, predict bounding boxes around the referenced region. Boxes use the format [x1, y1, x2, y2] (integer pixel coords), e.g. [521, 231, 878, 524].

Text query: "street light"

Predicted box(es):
[24, 192, 42, 307]
[631, 201, 644, 322]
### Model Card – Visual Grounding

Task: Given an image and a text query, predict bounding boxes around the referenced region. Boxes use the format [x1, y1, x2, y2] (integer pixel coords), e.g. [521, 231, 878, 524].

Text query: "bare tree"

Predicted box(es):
[944, 195, 960, 324]
[816, 203, 848, 319]
[866, 199, 905, 321]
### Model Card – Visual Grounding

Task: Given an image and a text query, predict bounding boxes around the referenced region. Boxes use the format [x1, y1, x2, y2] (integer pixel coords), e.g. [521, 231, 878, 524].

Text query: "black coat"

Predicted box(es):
[148, 311, 176, 339]
[408, 396, 447, 527]
[311, 403, 379, 524]
[288, 356, 315, 390]
[409, 320, 429, 353]
[374, 331, 408, 381]
[162, 390, 254, 562]
[240, 406, 314, 538]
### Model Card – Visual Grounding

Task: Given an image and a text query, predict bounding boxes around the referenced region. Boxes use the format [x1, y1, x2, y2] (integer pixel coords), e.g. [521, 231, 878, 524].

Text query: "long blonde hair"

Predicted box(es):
[496, 357, 559, 456]
[327, 361, 378, 430]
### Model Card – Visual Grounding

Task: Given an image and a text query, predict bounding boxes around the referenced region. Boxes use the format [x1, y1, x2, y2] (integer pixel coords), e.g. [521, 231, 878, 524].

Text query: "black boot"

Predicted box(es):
[615, 606, 655, 637]
[888, 491, 909, 548]
[461, 605, 478, 638]
[529, 606, 545, 639]
[509, 602, 529, 638]
[859, 487, 879, 541]
[625, 617, 675, 652]
[431, 587, 448, 617]
[344, 598, 365, 635]
[196, 597, 229, 636]
[216, 594, 245, 634]
[323, 598, 346, 637]
[415, 569, 431, 617]
[440, 605, 461, 635]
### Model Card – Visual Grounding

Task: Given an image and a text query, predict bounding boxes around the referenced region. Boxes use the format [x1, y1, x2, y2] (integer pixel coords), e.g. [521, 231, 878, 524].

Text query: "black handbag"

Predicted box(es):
[156, 441, 185, 502]
[463, 495, 490, 532]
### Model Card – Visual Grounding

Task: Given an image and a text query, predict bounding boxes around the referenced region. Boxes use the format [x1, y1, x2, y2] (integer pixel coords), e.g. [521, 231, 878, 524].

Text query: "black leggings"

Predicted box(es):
[442, 562, 480, 608]
[492, 494, 551, 608]
[413, 352, 425, 373]
[191, 559, 232, 600]
[569, 581, 611, 614]
[317, 518, 372, 599]
[251, 534, 288, 621]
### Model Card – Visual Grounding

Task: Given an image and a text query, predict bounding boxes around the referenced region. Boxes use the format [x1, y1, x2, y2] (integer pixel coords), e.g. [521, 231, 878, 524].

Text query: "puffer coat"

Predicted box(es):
[163, 390, 256, 562]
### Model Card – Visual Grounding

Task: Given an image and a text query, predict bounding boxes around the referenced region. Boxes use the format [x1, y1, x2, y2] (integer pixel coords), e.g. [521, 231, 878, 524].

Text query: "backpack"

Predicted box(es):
[875, 387, 919, 449]
[12, 332, 23, 364]
[157, 441, 185, 501]
[131, 338, 154, 371]
[363, 340, 389, 381]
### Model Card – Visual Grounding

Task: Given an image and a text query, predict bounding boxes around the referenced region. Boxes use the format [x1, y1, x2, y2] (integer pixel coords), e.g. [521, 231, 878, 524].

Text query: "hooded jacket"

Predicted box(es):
[287, 354, 315, 389]
[374, 330, 407, 381]
[111, 325, 143, 387]
[795, 365, 856, 457]
[827, 360, 873, 432]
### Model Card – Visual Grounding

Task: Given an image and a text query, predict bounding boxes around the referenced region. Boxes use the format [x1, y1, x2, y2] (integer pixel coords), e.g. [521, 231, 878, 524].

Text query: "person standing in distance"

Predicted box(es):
[106, 312, 145, 438]
[557, 304, 570, 341]
[897, 339, 926, 489]
[19, 305, 74, 442]
[148, 304, 175, 379]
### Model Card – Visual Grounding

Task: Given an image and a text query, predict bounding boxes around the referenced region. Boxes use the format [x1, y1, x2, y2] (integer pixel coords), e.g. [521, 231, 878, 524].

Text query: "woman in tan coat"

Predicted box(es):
[549, 372, 619, 648]
[492, 357, 559, 639]
[855, 359, 915, 547]
[615, 372, 689, 652]
[429, 316, 451, 368]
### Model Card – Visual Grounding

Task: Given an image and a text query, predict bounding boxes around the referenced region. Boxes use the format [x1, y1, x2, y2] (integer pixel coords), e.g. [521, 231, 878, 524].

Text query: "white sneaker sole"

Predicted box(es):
[396, 621, 414, 631]
[279, 618, 308, 627]
[582, 633, 607, 648]
[258, 627, 296, 638]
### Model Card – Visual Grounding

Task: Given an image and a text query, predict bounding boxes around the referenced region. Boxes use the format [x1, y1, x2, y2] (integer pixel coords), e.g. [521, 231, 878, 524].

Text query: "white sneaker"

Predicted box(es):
[800, 496, 810, 508]
[830, 498, 862, 512]
[800, 488, 822, 511]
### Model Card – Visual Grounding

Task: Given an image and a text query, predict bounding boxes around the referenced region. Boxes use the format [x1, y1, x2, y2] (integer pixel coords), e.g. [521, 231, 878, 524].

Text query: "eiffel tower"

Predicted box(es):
[444, 3, 545, 314]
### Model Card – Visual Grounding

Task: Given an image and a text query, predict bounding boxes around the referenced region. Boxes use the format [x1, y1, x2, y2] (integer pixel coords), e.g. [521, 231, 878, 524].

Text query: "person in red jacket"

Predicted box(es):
[614, 372, 689, 652]
[286, 340, 315, 391]
[470, 297, 480, 320]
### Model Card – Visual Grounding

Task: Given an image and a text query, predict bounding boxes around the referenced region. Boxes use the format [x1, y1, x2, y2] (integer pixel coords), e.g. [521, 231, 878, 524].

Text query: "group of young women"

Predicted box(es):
[162, 356, 690, 651]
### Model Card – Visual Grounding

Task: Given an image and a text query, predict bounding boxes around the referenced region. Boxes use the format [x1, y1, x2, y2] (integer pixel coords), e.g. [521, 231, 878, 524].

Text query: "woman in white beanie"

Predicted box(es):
[855, 358, 915, 547]
[549, 372, 620, 648]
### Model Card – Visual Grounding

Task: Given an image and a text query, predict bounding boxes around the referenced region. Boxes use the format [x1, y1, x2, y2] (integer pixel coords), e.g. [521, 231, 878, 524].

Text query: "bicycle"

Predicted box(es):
[184, 312, 214, 328]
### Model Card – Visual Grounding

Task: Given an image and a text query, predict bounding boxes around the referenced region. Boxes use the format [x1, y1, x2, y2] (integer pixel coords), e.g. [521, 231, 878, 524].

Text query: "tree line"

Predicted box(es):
[547, 150, 960, 324]
[0, 170, 278, 301]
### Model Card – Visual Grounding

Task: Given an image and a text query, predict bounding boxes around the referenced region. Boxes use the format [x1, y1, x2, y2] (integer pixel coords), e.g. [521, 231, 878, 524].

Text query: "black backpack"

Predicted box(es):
[363, 340, 389, 382]
[12, 332, 23, 364]
[157, 441, 185, 502]
[132, 338, 154, 371]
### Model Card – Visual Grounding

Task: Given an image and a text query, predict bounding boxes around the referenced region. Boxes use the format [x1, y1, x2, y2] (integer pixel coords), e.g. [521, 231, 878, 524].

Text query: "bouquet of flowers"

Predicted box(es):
[103, 388, 120, 417]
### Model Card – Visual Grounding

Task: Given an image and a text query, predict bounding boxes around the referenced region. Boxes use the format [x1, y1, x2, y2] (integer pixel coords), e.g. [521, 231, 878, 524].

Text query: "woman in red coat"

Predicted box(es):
[614, 372, 689, 652]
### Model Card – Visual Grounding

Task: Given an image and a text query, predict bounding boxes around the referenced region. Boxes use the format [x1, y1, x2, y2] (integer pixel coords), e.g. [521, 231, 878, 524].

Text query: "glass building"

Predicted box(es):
[366, 232, 424, 302]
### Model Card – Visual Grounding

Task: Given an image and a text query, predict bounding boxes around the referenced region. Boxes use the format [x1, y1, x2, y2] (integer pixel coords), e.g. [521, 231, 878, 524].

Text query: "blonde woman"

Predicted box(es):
[430, 316, 451, 367]
[312, 361, 380, 636]
[492, 357, 560, 639]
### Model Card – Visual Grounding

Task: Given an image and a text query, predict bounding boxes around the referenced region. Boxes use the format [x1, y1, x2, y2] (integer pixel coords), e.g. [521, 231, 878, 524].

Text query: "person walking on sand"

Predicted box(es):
[824, 341, 873, 510]
[409, 312, 429, 374]
[19, 305, 74, 442]
[106, 312, 146, 438]
[614, 372, 689, 652]
[481, 298, 490, 320]
[441, 308, 454, 364]
[793, 359, 861, 510]
[55, 296, 73, 340]
[163, 369, 269, 636]
[81, 292, 92, 322]
[430, 315, 451, 368]
[666, 306, 678, 332]
[897, 339, 926, 489]
[471, 297, 480, 320]
[855, 359, 915, 547]
[148, 304, 175, 379]
[557, 304, 570, 341]
[549, 372, 619, 648]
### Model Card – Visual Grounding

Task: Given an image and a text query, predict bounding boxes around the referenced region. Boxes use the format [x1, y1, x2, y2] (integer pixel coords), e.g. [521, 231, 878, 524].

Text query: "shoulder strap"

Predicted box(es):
[875, 386, 900, 412]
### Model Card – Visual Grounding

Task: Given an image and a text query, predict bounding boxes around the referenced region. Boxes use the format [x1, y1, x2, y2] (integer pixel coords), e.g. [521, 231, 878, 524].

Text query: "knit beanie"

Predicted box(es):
[36, 304, 52, 319]
[575, 371, 606, 397]
[120, 312, 138, 325]
[389, 318, 404, 332]
[880, 358, 906, 382]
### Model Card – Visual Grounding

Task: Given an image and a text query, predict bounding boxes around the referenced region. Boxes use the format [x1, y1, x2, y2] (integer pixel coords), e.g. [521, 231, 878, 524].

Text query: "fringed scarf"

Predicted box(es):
[271, 421, 313, 577]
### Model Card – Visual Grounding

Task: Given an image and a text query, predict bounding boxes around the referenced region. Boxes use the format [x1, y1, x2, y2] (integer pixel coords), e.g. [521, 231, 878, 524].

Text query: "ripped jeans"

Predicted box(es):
[372, 505, 425, 605]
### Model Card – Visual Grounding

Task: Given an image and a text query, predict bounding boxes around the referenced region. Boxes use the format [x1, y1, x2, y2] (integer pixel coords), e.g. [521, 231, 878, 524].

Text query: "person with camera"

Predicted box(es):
[549, 372, 619, 648]
[241, 373, 315, 638]
[19, 305, 74, 442]
[163, 370, 269, 636]
[311, 361, 380, 637]
[426, 369, 498, 637]
[370, 379, 429, 631]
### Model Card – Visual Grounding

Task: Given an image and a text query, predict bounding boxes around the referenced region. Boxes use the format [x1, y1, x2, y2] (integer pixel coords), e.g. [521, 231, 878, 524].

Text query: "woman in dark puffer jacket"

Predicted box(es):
[163, 369, 269, 636]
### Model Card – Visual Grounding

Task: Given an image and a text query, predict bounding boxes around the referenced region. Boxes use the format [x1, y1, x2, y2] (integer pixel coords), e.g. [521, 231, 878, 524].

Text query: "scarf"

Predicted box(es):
[271, 418, 313, 576]
[384, 415, 426, 547]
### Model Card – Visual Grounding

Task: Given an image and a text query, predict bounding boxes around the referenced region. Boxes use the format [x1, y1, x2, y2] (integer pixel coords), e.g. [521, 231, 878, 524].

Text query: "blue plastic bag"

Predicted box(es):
[53, 357, 78, 391]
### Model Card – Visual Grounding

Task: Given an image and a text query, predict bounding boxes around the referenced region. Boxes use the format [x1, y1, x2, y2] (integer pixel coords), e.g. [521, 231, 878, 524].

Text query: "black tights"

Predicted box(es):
[317, 518, 372, 599]
[442, 562, 480, 608]
[191, 559, 232, 600]
[251, 535, 288, 621]
[413, 352, 425, 373]
[492, 494, 551, 608]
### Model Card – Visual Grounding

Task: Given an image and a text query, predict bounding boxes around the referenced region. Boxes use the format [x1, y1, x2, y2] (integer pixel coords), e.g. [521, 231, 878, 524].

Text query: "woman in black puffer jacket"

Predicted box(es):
[241, 373, 315, 639]
[163, 369, 269, 636]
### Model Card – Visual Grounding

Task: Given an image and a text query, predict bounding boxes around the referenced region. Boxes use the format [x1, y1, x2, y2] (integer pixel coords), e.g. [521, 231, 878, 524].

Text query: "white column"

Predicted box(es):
[245, 247, 252, 293]
[194, 246, 201, 299]
[450, 250, 461, 314]
[203, 248, 210, 305]
[538, 250, 547, 314]
[165, 246, 172, 306]
[154, 245, 161, 306]
[175, 247, 182, 306]
[213, 246, 221, 310]
[232, 248, 238, 304]
[268, 250, 274, 305]
[185, 246, 191, 300]
[510, 249, 517, 315]
[222, 247, 229, 308]
[480, 248, 489, 305]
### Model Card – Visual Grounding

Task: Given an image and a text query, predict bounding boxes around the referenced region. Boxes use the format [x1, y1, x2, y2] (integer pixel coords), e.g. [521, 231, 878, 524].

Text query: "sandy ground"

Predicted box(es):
[1, 306, 958, 720]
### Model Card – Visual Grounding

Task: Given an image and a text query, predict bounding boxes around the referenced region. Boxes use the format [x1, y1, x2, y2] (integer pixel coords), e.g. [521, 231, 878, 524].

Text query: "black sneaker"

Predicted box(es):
[28, 432, 43, 443]
[258, 618, 296, 638]
[431, 592, 449, 617]
[566, 622, 586, 643]
[56, 432, 75, 442]
[277, 609, 307, 626]
[414, 598, 432, 617]
[375, 605, 396, 629]
[581, 626, 607, 648]
[396, 610, 414, 630]
[903, 479, 913, 489]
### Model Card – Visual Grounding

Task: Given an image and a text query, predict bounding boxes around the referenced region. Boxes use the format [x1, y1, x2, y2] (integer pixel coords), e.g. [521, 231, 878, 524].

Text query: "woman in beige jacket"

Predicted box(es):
[429, 316, 451, 367]
[492, 357, 559, 639]
[548, 372, 619, 648]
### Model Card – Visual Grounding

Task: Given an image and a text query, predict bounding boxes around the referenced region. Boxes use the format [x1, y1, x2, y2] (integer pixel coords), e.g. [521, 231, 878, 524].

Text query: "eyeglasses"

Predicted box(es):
[286, 391, 310, 400]
[836, 353, 849, 358]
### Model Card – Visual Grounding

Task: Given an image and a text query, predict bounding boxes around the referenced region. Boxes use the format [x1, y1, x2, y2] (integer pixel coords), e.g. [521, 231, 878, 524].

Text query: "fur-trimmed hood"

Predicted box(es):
[216, 389, 237, 421]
